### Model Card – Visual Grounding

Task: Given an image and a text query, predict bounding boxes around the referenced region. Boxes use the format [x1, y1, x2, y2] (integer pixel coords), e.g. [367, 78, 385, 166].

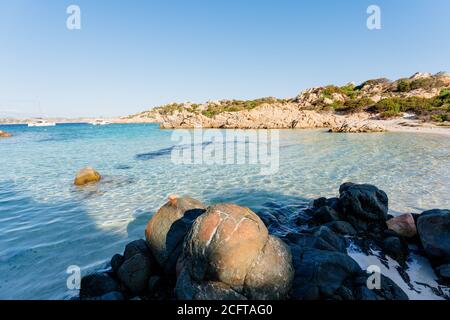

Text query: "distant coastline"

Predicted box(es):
[2, 72, 450, 136]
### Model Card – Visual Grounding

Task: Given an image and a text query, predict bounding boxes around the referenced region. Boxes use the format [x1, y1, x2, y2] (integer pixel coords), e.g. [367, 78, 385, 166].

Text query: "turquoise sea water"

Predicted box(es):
[0, 123, 449, 299]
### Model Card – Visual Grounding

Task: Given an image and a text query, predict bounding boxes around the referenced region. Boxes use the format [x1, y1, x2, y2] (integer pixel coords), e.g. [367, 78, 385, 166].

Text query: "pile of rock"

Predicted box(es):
[0, 130, 12, 138]
[78, 183, 449, 300]
[79, 196, 294, 300]
[297, 182, 450, 292]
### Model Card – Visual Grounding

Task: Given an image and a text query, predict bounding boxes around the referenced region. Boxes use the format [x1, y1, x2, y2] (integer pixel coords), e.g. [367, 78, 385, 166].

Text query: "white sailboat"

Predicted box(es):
[27, 102, 56, 127]
[28, 119, 56, 127]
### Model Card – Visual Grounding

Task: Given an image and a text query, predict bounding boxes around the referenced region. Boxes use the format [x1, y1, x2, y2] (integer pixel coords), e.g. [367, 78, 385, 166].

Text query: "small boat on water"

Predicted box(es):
[90, 119, 110, 126]
[28, 120, 56, 127]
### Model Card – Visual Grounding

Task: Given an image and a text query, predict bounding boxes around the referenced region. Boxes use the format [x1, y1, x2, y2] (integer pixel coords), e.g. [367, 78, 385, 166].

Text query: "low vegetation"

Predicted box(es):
[373, 90, 450, 121]
[201, 97, 286, 118]
[397, 77, 445, 92]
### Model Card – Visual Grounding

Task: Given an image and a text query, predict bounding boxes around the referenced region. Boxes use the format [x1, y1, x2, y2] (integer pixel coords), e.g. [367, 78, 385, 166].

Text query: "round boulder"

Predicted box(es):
[179, 203, 293, 300]
[145, 195, 206, 274]
[417, 209, 450, 261]
[74, 167, 101, 186]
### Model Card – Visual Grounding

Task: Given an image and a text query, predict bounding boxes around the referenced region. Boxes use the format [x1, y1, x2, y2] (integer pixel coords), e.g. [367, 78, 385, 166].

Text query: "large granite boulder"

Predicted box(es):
[177, 203, 294, 300]
[417, 209, 450, 262]
[74, 167, 101, 186]
[338, 182, 389, 231]
[145, 195, 206, 274]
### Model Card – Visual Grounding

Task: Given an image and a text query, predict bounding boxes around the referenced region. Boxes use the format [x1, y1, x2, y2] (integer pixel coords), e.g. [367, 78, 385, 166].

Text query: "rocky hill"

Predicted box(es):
[122, 72, 450, 129]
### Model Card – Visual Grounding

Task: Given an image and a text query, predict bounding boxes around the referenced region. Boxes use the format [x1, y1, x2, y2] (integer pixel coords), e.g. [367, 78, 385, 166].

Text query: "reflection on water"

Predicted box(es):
[0, 123, 449, 299]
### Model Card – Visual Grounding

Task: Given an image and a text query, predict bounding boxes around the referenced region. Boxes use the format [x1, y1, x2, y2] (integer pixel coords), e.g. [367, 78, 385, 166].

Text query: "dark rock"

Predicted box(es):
[313, 197, 339, 211]
[325, 221, 357, 236]
[417, 209, 450, 262]
[312, 206, 340, 224]
[289, 227, 346, 253]
[313, 197, 327, 208]
[147, 276, 161, 294]
[98, 291, 125, 300]
[381, 236, 408, 264]
[338, 182, 389, 231]
[110, 254, 124, 274]
[124, 239, 151, 260]
[146, 275, 173, 299]
[436, 264, 450, 283]
[347, 272, 408, 300]
[290, 247, 361, 299]
[335, 286, 355, 300]
[117, 253, 153, 295]
[175, 268, 246, 300]
[354, 286, 379, 300]
[80, 273, 120, 299]
[376, 274, 409, 300]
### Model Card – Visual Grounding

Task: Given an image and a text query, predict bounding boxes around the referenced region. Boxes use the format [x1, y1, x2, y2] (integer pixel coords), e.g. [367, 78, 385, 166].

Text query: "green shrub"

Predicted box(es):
[397, 79, 411, 92]
[321, 86, 344, 99]
[431, 114, 449, 122]
[439, 89, 450, 103]
[201, 97, 283, 118]
[410, 78, 444, 90]
[379, 110, 402, 119]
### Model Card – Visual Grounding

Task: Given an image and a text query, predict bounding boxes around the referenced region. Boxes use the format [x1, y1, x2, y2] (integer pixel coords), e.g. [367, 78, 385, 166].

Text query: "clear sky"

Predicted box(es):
[0, 0, 449, 118]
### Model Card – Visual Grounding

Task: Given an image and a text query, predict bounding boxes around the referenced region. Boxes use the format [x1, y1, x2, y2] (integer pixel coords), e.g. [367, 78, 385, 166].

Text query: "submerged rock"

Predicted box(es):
[74, 167, 101, 186]
[417, 209, 450, 261]
[0, 130, 12, 138]
[386, 213, 417, 238]
[145, 195, 206, 274]
[178, 203, 294, 300]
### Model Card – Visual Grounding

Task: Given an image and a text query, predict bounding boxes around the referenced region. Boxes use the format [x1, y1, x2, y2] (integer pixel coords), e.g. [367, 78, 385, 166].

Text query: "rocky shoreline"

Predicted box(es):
[118, 72, 450, 132]
[78, 183, 450, 300]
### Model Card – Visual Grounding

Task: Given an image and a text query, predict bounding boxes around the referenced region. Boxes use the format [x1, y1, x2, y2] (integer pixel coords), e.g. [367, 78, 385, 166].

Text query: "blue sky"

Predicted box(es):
[0, 0, 449, 117]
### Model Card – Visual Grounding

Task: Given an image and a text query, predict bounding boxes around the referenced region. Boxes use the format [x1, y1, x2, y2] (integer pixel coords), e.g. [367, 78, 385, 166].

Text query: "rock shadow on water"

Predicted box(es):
[135, 140, 261, 161]
[0, 180, 126, 300]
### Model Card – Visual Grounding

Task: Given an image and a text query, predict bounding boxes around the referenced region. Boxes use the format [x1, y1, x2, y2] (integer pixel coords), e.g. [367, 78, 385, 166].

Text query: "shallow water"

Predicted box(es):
[0, 123, 449, 299]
